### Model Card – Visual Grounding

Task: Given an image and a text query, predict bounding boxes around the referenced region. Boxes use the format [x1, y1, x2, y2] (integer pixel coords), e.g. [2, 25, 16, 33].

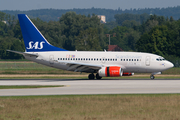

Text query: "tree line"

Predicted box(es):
[2, 6, 180, 22]
[0, 11, 180, 66]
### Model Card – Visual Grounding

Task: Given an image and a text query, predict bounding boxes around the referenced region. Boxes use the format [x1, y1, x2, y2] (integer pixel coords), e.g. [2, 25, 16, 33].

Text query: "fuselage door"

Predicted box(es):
[145, 56, 150, 66]
[49, 55, 54, 64]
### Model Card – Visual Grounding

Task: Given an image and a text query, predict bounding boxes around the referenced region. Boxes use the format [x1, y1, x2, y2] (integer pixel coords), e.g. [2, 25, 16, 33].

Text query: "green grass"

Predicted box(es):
[0, 61, 179, 80]
[0, 61, 179, 74]
[1, 94, 180, 120]
[0, 62, 82, 74]
[0, 85, 64, 89]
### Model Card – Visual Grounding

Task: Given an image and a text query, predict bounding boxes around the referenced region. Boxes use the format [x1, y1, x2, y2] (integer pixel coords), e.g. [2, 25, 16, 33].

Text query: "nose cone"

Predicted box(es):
[166, 61, 174, 69]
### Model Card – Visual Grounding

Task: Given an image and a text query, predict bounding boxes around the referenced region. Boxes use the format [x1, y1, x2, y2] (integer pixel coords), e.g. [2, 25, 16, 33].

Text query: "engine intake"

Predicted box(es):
[98, 66, 123, 77]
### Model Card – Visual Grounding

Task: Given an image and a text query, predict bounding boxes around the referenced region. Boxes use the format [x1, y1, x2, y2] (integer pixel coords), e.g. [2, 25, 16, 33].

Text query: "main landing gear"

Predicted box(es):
[88, 73, 102, 79]
[88, 73, 95, 79]
[96, 73, 102, 79]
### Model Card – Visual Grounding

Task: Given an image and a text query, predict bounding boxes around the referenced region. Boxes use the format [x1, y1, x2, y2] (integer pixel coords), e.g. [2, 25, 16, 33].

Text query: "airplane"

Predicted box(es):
[7, 14, 174, 79]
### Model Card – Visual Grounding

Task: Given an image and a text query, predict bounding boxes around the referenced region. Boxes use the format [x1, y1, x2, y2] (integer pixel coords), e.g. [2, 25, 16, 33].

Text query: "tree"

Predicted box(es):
[136, 25, 169, 56]
[59, 11, 106, 50]
[75, 28, 101, 51]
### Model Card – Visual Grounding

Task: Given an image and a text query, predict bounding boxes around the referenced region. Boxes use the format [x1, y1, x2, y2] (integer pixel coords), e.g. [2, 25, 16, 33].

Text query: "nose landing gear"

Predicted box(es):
[150, 72, 161, 79]
[150, 75, 155, 79]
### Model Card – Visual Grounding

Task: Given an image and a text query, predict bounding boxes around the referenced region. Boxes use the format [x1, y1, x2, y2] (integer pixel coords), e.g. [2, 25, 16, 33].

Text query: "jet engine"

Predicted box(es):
[98, 66, 123, 77]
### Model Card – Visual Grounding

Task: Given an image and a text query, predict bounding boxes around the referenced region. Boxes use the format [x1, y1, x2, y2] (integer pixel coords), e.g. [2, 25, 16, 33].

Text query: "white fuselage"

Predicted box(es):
[24, 51, 174, 74]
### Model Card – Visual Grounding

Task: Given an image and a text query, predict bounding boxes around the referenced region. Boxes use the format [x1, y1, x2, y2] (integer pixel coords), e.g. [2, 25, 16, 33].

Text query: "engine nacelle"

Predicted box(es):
[98, 66, 123, 77]
[122, 72, 134, 76]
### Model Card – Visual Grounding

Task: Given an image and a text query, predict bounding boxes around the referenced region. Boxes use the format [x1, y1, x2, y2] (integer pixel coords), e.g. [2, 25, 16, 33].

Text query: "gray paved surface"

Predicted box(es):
[0, 79, 180, 96]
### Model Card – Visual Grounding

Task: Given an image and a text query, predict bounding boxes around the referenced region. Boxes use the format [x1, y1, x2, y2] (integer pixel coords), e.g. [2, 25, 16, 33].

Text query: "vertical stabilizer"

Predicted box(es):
[18, 14, 67, 52]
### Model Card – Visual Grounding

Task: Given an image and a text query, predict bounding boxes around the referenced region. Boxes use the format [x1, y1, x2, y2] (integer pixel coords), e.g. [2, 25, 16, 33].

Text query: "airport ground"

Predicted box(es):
[1, 79, 180, 120]
[0, 61, 180, 120]
[1, 94, 180, 120]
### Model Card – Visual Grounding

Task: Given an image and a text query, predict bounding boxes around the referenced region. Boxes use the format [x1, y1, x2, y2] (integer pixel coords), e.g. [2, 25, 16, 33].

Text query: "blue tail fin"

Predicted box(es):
[18, 14, 67, 52]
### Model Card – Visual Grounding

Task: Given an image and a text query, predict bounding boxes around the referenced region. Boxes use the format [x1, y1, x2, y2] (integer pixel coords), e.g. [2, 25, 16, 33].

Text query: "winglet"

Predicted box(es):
[18, 14, 67, 52]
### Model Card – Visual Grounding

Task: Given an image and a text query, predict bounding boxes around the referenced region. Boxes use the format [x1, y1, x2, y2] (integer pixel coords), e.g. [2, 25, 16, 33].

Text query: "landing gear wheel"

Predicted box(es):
[150, 75, 155, 80]
[96, 73, 102, 79]
[88, 73, 95, 79]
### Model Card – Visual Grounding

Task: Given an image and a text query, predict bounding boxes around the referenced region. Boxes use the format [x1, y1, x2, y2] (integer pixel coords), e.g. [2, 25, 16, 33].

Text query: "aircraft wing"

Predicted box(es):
[7, 50, 38, 57]
[57, 60, 102, 73]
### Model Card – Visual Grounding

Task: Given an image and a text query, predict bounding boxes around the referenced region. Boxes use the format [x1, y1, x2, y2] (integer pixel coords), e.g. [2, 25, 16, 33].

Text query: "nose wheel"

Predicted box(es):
[150, 75, 155, 79]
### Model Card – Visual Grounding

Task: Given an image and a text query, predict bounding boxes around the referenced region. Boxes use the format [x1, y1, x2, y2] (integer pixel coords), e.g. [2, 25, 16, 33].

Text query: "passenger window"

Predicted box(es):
[73, 58, 75, 60]
[60, 58, 62, 60]
[129, 59, 131, 61]
[100, 59, 101, 61]
[115, 59, 117, 61]
[132, 59, 133, 61]
[134, 59, 136, 61]
[65, 58, 67, 60]
[97, 58, 98, 61]
[123, 59, 125, 61]
[78, 58, 80, 60]
[105, 59, 107, 61]
[126, 59, 128, 61]
[91, 58, 93, 61]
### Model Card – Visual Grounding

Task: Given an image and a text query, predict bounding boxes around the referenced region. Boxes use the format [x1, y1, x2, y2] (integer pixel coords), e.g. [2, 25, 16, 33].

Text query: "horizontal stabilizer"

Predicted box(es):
[7, 50, 38, 57]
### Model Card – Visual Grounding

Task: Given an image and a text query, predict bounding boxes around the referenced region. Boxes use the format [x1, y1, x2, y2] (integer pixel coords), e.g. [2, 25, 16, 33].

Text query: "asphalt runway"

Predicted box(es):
[0, 79, 180, 96]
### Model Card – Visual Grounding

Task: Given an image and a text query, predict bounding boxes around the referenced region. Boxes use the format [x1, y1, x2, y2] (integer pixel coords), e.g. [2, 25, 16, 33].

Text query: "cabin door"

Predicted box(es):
[145, 56, 150, 66]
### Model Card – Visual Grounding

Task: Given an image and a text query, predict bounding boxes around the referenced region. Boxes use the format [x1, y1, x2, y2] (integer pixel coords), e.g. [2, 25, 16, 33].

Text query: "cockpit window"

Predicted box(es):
[156, 57, 166, 61]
